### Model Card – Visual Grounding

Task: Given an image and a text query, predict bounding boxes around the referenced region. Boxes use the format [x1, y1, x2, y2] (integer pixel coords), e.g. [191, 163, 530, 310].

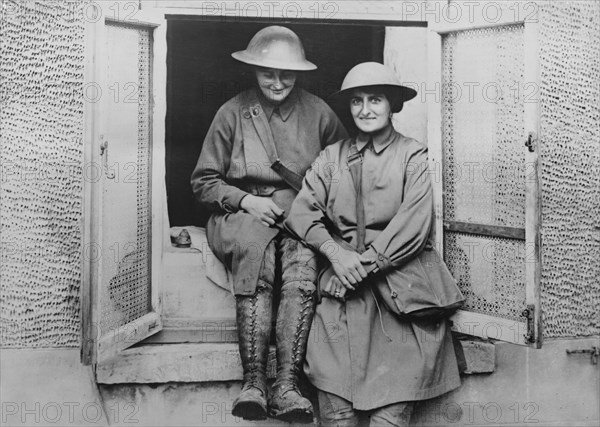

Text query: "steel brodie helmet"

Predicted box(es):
[231, 26, 317, 71]
[333, 62, 417, 112]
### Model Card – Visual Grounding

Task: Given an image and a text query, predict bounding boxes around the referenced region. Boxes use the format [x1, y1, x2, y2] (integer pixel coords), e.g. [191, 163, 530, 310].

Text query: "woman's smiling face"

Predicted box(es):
[349, 89, 391, 134]
[255, 67, 297, 104]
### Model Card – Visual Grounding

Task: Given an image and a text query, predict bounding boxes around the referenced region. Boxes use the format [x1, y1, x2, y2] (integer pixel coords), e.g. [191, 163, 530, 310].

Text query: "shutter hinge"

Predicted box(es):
[521, 304, 535, 344]
[525, 131, 537, 153]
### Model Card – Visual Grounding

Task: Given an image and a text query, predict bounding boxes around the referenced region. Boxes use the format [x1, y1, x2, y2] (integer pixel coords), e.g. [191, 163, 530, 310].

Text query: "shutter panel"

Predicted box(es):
[82, 9, 167, 364]
[428, 19, 541, 347]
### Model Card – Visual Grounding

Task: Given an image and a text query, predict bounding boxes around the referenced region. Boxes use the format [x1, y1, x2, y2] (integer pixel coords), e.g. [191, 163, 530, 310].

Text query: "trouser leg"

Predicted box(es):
[231, 240, 276, 420]
[317, 391, 359, 427]
[268, 236, 318, 423]
[368, 402, 414, 427]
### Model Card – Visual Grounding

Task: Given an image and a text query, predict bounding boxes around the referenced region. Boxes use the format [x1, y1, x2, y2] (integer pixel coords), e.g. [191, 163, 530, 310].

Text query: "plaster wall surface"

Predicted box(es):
[0, 0, 86, 348]
[96, 338, 598, 426]
[3, 338, 596, 426]
[537, 0, 600, 338]
[0, 348, 108, 426]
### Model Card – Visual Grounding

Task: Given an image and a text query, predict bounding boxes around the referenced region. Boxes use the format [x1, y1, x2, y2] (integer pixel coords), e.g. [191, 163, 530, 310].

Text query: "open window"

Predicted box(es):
[82, 3, 543, 372]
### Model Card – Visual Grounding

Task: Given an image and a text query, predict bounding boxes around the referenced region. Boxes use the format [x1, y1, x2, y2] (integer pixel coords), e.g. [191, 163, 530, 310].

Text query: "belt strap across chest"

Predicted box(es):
[242, 97, 304, 192]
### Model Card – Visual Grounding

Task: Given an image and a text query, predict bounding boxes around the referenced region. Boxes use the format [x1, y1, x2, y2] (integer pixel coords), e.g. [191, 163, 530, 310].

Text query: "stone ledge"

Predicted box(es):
[97, 340, 495, 384]
[96, 343, 277, 384]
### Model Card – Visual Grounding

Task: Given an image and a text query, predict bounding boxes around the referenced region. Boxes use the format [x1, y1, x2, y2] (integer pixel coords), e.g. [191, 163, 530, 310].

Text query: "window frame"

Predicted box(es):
[82, 1, 543, 370]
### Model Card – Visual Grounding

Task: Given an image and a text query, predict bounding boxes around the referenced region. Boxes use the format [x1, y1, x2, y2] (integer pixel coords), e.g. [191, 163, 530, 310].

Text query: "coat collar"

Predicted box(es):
[355, 122, 396, 154]
[256, 87, 298, 122]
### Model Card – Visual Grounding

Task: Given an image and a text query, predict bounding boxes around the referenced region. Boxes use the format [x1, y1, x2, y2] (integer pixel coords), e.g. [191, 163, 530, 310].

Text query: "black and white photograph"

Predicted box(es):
[1, 1, 598, 426]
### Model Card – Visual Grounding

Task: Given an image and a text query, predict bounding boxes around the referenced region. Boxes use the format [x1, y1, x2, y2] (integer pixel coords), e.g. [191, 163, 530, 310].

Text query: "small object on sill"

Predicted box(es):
[171, 229, 192, 248]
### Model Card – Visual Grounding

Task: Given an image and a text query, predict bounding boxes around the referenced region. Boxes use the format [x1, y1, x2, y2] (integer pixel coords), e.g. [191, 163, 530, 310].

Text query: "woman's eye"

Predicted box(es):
[351, 98, 361, 106]
[370, 97, 381, 103]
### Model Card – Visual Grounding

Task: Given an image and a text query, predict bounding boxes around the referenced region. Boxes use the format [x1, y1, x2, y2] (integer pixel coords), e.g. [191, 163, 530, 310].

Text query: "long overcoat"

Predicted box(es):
[285, 124, 461, 409]
[191, 87, 347, 296]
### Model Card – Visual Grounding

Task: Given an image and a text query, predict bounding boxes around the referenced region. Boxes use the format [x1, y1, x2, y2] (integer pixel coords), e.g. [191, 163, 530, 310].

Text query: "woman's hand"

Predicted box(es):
[240, 195, 284, 227]
[321, 241, 369, 290]
[321, 275, 347, 300]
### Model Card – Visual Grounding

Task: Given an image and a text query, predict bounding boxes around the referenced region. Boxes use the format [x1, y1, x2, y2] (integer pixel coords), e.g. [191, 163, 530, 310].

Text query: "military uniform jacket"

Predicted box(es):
[285, 124, 461, 409]
[191, 87, 347, 296]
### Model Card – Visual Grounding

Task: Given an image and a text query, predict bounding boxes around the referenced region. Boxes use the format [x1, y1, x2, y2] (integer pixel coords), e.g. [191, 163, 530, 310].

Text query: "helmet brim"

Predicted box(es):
[231, 51, 317, 71]
[329, 84, 418, 113]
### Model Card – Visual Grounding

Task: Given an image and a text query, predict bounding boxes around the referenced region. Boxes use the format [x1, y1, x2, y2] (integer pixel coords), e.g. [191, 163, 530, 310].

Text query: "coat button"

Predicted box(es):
[391, 291, 398, 298]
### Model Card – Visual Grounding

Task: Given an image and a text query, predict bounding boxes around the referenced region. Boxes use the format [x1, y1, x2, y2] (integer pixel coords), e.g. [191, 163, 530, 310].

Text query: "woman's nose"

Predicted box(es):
[360, 101, 371, 116]
[272, 75, 283, 88]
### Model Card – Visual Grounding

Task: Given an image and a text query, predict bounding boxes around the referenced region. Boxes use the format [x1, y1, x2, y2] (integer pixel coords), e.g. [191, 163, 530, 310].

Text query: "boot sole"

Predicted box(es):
[269, 407, 314, 424]
[232, 401, 268, 421]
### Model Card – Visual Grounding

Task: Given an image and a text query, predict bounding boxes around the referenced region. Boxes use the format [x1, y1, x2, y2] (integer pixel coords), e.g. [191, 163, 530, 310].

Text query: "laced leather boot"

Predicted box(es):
[268, 281, 317, 423]
[232, 281, 273, 420]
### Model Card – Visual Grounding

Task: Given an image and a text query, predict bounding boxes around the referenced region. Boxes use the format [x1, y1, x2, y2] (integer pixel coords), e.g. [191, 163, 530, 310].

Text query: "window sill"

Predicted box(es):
[96, 343, 277, 384]
[96, 340, 494, 384]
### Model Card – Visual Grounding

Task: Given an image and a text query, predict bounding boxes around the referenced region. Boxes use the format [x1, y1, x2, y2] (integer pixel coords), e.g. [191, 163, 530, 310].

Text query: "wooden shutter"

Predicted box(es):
[428, 16, 542, 347]
[82, 6, 167, 364]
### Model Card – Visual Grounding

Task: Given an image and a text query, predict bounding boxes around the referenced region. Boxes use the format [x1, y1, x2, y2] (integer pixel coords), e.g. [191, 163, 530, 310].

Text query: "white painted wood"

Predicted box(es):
[81, 13, 103, 365]
[144, 0, 427, 21]
[524, 20, 542, 348]
[90, 10, 110, 366]
[134, 8, 169, 317]
[429, 10, 542, 347]
[98, 312, 163, 362]
[426, 29, 444, 253]
[89, 13, 166, 365]
[451, 310, 528, 345]
[144, 0, 541, 27]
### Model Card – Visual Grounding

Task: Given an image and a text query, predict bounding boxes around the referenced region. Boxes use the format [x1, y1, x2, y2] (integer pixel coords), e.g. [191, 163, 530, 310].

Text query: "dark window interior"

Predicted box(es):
[166, 19, 386, 226]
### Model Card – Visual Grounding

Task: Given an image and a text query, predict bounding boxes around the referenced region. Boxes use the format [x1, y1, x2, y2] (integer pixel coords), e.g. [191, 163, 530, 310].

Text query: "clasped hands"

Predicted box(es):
[321, 241, 375, 301]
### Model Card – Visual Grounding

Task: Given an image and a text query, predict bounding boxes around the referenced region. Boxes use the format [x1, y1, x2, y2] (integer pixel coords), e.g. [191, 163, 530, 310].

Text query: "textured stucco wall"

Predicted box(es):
[0, 0, 87, 347]
[538, 1, 600, 338]
[0, 1, 598, 350]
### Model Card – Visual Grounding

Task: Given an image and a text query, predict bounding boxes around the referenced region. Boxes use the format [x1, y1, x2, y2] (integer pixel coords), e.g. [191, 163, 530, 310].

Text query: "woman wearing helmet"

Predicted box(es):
[191, 26, 346, 422]
[285, 62, 462, 426]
